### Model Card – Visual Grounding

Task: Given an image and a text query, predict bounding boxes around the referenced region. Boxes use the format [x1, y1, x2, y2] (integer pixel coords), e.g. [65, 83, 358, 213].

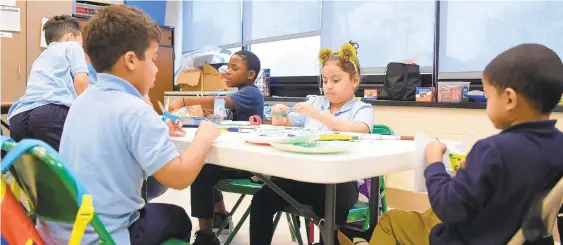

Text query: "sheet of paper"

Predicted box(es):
[40, 17, 48, 48]
[0, 31, 12, 38]
[0, 5, 20, 32]
[0, 0, 16, 7]
[413, 131, 463, 193]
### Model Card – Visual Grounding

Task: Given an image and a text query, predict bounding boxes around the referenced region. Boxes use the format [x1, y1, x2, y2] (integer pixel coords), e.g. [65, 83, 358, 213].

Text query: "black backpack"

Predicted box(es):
[378, 62, 422, 101]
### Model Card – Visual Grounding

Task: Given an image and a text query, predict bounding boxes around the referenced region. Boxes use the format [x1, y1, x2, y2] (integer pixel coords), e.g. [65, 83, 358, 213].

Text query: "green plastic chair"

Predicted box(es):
[0, 137, 189, 245]
[214, 179, 298, 245]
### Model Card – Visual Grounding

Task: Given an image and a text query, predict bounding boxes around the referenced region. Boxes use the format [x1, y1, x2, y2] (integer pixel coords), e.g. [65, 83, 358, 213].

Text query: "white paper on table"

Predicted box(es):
[413, 131, 464, 193]
[40, 17, 49, 48]
[0, 5, 20, 32]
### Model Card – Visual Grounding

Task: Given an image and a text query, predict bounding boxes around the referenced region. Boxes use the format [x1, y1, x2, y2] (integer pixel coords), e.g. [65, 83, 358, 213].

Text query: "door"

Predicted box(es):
[1, 0, 27, 103]
[149, 46, 174, 114]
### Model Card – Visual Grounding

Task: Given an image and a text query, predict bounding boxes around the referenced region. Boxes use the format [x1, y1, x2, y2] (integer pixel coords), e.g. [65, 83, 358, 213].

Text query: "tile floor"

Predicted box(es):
[152, 187, 315, 245]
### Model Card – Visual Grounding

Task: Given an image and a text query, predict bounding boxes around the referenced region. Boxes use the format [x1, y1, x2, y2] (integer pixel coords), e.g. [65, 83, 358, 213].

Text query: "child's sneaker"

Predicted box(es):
[213, 212, 233, 234]
[193, 231, 220, 245]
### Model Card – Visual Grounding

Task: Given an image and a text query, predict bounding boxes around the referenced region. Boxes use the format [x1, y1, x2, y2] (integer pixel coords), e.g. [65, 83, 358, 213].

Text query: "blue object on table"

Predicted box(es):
[161, 112, 221, 128]
[467, 95, 487, 103]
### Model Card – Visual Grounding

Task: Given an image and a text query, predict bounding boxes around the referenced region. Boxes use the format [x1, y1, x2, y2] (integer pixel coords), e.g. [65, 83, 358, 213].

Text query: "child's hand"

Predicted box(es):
[196, 121, 220, 145]
[169, 98, 185, 111]
[425, 141, 447, 165]
[271, 104, 289, 126]
[166, 119, 187, 137]
[293, 102, 320, 118]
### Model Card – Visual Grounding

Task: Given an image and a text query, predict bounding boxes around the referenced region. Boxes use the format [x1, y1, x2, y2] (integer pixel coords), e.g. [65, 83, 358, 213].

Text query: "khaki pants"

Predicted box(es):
[338, 209, 441, 245]
[370, 209, 441, 245]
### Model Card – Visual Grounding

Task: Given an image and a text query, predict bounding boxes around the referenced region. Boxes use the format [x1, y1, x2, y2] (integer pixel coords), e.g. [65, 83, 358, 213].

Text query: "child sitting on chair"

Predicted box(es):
[364, 44, 563, 245]
[248, 41, 374, 245]
[167, 51, 264, 245]
[37, 5, 221, 245]
[8, 15, 89, 151]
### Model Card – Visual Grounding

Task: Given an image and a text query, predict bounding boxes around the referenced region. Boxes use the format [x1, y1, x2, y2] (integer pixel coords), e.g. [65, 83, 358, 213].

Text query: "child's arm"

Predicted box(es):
[153, 121, 220, 189]
[169, 96, 235, 111]
[66, 42, 89, 96]
[424, 140, 503, 224]
[127, 106, 220, 190]
[293, 102, 373, 133]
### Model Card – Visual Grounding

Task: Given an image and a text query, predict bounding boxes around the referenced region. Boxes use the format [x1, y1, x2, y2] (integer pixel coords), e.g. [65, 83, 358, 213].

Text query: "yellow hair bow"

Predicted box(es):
[318, 42, 359, 74]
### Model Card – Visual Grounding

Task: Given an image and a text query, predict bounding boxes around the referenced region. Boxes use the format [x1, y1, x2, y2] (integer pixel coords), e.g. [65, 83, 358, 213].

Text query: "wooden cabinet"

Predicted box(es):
[1, 0, 27, 103]
[150, 46, 174, 114]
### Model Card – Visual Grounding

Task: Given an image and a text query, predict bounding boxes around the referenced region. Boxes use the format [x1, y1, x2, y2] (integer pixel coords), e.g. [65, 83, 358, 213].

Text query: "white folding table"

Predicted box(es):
[172, 129, 417, 245]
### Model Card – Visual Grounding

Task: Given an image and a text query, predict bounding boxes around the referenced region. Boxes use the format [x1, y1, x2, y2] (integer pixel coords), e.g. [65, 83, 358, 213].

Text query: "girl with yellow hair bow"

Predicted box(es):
[249, 41, 375, 245]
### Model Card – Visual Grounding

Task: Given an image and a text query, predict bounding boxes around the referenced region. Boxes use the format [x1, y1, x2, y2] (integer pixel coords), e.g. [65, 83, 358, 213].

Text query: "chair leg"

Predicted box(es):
[273, 211, 283, 230]
[286, 213, 297, 242]
[379, 177, 387, 216]
[224, 204, 251, 245]
[291, 215, 304, 245]
[216, 194, 246, 235]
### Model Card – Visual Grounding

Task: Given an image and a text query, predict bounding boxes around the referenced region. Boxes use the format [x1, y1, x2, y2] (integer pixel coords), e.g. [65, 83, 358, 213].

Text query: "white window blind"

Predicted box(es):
[321, 1, 435, 72]
[439, 1, 563, 79]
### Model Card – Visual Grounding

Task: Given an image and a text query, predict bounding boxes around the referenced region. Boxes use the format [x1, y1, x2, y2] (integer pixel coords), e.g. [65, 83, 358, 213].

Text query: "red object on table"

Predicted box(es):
[249, 115, 262, 126]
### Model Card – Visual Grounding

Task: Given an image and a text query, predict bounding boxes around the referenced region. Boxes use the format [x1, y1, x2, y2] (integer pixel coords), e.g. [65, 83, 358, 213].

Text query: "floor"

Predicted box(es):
[152, 187, 315, 245]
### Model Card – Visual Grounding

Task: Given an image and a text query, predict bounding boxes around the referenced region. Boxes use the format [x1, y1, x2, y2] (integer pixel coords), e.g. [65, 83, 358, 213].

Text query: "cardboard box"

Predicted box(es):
[363, 89, 379, 101]
[176, 64, 228, 92]
[416, 87, 435, 102]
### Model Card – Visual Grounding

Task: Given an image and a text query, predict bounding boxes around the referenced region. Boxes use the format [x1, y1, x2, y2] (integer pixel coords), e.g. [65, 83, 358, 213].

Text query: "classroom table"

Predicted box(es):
[171, 128, 417, 245]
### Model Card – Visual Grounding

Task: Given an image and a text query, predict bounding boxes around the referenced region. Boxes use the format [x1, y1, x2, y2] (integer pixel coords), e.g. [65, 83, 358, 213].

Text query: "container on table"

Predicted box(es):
[415, 87, 435, 102]
[437, 82, 470, 103]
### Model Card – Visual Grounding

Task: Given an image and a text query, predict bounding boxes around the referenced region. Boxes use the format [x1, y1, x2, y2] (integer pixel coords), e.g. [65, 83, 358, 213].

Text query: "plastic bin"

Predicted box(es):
[437, 82, 470, 103]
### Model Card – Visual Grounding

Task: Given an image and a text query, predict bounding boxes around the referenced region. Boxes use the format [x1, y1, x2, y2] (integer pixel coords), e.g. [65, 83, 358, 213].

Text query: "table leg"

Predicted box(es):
[252, 173, 318, 219]
[369, 176, 380, 228]
[321, 184, 337, 245]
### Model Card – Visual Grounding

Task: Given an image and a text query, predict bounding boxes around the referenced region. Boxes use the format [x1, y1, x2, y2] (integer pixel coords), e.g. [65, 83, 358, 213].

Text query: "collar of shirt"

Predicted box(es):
[96, 73, 143, 99]
[319, 96, 356, 116]
[501, 120, 557, 135]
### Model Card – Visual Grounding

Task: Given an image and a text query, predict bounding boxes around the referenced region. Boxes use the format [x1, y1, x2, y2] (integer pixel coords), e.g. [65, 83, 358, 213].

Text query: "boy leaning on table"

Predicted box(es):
[356, 43, 563, 245]
[37, 5, 221, 245]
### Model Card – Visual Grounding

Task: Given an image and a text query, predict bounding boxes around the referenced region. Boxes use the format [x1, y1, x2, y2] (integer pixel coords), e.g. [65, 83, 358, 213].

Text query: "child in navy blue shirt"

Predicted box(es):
[168, 51, 264, 245]
[8, 15, 89, 150]
[365, 44, 563, 245]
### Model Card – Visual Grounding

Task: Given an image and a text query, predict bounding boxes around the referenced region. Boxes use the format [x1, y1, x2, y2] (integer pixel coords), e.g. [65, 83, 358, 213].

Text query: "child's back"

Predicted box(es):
[428, 121, 563, 244]
[9, 41, 86, 117]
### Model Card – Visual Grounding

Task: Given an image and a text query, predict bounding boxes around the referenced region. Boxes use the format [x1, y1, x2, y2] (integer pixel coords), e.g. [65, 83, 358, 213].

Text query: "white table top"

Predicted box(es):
[171, 128, 417, 184]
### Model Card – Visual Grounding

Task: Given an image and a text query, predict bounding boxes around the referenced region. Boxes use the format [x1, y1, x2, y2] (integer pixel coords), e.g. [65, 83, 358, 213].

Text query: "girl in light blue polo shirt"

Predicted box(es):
[249, 41, 374, 244]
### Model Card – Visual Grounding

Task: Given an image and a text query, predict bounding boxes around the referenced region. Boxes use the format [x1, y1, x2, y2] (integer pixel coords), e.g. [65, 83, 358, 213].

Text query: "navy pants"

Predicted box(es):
[190, 164, 253, 219]
[9, 104, 68, 151]
[250, 178, 359, 245]
[129, 203, 192, 245]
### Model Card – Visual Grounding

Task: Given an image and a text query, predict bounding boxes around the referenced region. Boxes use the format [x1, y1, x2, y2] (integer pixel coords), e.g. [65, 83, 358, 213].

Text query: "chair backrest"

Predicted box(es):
[372, 125, 394, 135]
[508, 176, 563, 245]
[1, 137, 115, 245]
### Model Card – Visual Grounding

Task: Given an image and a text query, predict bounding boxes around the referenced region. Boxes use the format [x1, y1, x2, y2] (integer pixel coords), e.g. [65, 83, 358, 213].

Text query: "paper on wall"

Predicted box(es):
[413, 131, 465, 193]
[0, 0, 16, 7]
[0, 31, 12, 38]
[0, 5, 20, 32]
[40, 17, 48, 48]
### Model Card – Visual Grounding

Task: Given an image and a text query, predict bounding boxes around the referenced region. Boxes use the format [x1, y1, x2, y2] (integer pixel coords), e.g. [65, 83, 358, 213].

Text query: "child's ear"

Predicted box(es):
[247, 70, 256, 80]
[352, 74, 360, 88]
[123, 51, 137, 71]
[504, 87, 518, 111]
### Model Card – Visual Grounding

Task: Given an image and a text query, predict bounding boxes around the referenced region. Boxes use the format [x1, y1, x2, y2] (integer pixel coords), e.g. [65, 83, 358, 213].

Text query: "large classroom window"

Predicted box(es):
[250, 36, 321, 77]
[243, 0, 321, 77]
[181, 1, 242, 53]
[438, 1, 563, 79]
[321, 1, 435, 73]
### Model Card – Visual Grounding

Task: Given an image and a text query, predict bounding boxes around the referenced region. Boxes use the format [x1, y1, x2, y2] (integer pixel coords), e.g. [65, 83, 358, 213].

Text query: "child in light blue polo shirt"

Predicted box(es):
[249, 41, 374, 245]
[8, 15, 89, 151]
[37, 5, 221, 245]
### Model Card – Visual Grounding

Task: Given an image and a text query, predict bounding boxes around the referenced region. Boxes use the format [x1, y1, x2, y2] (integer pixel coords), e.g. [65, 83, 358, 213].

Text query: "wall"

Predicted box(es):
[124, 1, 167, 26]
[164, 0, 183, 72]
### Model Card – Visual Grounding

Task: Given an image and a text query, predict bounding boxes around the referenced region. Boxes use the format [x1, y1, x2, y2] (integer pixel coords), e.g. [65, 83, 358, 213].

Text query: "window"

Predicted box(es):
[321, 1, 435, 70]
[250, 36, 320, 77]
[242, 0, 321, 43]
[182, 1, 242, 53]
[439, 1, 563, 78]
